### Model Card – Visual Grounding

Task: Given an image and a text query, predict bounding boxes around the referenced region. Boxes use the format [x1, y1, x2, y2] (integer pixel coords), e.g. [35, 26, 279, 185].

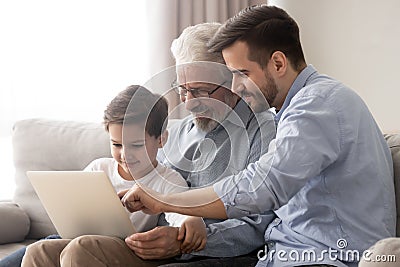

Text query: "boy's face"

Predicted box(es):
[108, 123, 161, 179]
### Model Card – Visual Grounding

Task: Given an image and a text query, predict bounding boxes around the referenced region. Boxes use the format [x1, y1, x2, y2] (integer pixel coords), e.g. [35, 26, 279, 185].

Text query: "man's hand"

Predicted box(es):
[125, 226, 182, 260]
[118, 184, 228, 219]
[118, 184, 164, 214]
[178, 216, 207, 254]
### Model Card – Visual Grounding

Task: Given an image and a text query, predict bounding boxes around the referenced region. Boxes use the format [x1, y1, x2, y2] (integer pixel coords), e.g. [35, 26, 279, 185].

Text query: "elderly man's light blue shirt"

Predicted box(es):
[159, 99, 277, 257]
[213, 65, 396, 266]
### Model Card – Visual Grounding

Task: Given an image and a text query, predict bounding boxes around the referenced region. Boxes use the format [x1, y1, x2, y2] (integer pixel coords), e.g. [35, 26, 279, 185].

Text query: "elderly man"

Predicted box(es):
[148, 23, 276, 264]
[20, 23, 276, 267]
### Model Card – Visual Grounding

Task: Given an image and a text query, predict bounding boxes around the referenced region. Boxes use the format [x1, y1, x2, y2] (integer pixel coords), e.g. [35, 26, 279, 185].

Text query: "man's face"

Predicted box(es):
[222, 41, 279, 112]
[176, 64, 238, 132]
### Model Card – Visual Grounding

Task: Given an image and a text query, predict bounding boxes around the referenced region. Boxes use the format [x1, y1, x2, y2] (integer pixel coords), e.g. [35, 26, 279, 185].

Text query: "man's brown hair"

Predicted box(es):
[208, 5, 306, 71]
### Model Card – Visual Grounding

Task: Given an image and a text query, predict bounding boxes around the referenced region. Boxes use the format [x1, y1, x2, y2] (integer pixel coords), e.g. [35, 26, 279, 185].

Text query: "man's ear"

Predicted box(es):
[159, 130, 169, 148]
[270, 51, 287, 76]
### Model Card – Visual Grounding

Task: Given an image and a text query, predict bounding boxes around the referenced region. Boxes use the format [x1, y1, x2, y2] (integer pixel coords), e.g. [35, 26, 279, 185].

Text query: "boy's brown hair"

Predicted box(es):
[103, 85, 168, 138]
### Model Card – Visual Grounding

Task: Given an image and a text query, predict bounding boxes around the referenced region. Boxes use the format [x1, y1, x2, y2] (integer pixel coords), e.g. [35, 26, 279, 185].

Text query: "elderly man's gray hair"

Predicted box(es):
[171, 22, 224, 65]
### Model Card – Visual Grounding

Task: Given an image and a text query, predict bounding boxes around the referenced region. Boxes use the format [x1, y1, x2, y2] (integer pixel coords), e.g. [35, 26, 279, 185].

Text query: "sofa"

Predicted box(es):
[0, 118, 399, 260]
[0, 118, 111, 259]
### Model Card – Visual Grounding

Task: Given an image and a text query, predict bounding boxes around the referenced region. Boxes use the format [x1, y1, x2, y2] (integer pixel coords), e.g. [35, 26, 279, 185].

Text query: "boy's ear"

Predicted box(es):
[159, 130, 169, 148]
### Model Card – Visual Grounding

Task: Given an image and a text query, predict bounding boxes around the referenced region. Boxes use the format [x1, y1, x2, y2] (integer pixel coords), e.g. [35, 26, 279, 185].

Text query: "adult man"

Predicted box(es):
[123, 5, 396, 267]
[21, 23, 276, 266]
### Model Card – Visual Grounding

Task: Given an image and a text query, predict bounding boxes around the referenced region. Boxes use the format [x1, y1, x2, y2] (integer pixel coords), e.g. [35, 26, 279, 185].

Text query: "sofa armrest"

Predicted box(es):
[0, 202, 30, 244]
[384, 133, 400, 236]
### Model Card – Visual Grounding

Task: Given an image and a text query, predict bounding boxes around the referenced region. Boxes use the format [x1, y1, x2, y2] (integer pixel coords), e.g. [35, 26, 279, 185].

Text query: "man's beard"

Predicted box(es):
[192, 94, 236, 132]
[194, 117, 219, 132]
[260, 70, 278, 108]
[239, 70, 278, 113]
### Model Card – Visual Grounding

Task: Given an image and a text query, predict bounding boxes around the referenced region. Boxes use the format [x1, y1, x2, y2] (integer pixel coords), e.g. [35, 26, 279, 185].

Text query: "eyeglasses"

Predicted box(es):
[173, 82, 226, 98]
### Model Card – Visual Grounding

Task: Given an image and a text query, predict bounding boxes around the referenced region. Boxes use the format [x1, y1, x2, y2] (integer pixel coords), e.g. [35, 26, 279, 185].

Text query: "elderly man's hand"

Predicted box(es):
[118, 184, 165, 214]
[125, 226, 183, 260]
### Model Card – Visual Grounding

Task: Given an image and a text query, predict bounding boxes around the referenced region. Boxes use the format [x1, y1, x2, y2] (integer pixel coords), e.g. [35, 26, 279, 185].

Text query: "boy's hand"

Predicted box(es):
[177, 216, 207, 254]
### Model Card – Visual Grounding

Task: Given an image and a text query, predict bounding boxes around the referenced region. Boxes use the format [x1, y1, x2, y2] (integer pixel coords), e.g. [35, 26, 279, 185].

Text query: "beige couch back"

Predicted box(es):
[12, 119, 111, 238]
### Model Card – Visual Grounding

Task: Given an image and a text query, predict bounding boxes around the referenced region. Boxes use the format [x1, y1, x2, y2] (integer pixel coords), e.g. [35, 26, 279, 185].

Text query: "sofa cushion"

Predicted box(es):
[12, 119, 111, 239]
[385, 134, 400, 236]
[0, 239, 36, 260]
[0, 202, 30, 244]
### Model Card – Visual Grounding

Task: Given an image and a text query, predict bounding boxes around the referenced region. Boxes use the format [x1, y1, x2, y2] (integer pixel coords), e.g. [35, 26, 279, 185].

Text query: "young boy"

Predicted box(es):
[94, 85, 205, 238]
[17, 85, 206, 267]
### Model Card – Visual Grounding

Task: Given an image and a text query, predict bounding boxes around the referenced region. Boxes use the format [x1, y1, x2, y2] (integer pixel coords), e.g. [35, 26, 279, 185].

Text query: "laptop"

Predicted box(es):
[27, 171, 137, 239]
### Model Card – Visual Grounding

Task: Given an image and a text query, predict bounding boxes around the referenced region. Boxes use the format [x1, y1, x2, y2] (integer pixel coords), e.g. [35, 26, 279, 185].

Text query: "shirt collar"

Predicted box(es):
[222, 99, 252, 128]
[275, 65, 318, 123]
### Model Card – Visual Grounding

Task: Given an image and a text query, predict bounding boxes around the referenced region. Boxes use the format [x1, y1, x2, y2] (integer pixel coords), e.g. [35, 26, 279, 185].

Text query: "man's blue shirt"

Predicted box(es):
[214, 65, 396, 266]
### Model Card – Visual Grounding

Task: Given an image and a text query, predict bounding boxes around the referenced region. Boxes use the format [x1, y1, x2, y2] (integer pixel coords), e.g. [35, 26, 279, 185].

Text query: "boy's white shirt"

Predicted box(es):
[84, 158, 189, 232]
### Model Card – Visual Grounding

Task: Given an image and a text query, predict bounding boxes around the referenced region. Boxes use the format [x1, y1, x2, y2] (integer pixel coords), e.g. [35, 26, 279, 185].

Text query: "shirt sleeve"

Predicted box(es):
[164, 212, 188, 227]
[191, 211, 276, 257]
[165, 212, 188, 227]
[161, 169, 189, 194]
[83, 159, 97, 171]
[214, 94, 342, 217]
[160, 168, 190, 227]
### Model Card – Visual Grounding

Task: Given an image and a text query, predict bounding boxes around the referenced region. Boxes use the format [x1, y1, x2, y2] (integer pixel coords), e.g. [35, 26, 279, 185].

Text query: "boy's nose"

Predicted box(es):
[122, 148, 136, 162]
[120, 148, 126, 161]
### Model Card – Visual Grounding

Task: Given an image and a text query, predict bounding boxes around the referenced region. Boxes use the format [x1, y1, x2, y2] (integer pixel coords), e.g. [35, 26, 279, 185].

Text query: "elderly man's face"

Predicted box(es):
[176, 63, 238, 132]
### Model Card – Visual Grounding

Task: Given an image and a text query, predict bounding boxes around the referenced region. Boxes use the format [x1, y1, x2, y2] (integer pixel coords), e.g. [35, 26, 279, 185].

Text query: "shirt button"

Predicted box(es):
[266, 241, 275, 250]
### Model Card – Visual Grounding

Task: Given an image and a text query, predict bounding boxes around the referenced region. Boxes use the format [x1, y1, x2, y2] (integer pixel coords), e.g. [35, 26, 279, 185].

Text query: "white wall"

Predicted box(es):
[0, 0, 149, 200]
[0, 1, 149, 136]
[269, 0, 400, 133]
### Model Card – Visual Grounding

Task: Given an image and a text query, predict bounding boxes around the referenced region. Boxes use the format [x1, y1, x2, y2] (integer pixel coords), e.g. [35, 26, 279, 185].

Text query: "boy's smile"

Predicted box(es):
[108, 123, 161, 180]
